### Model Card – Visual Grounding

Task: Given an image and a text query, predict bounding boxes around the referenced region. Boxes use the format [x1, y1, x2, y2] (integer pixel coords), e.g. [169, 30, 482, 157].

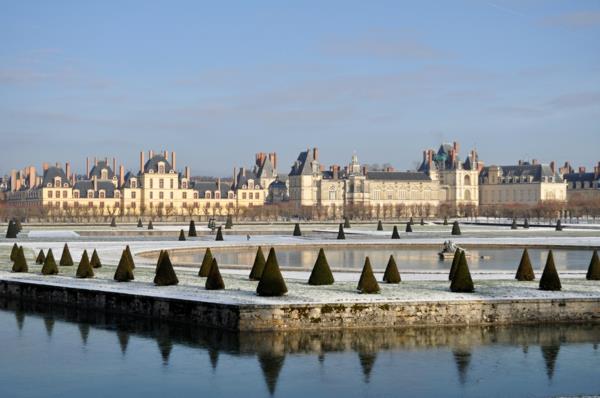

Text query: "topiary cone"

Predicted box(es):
[6, 220, 18, 239]
[308, 248, 334, 285]
[539, 250, 561, 291]
[249, 246, 266, 280]
[357, 257, 380, 294]
[41, 249, 58, 275]
[337, 224, 345, 240]
[154, 250, 178, 286]
[10, 243, 18, 261]
[511, 219, 518, 230]
[125, 245, 135, 269]
[405, 223, 412, 233]
[515, 248, 535, 281]
[90, 249, 102, 268]
[523, 219, 530, 229]
[36, 249, 45, 265]
[110, 217, 117, 227]
[555, 220, 563, 231]
[178, 229, 186, 241]
[206, 258, 225, 290]
[448, 248, 461, 281]
[137, 218, 143, 228]
[452, 221, 461, 235]
[76, 250, 94, 278]
[188, 220, 197, 237]
[443, 216, 448, 225]
[586, 250, 600, 280]
[293, 223, 302, 237]
[198, 248, 214, 277]
[256, 248, 288, 296]
[59, 243, 74, 266]
[383, 255, 401, 283]
[12, 246, 28, 273]
[391, 225, 400, 239]
[450, 251, 474, 293]
[114, 250, 134, 282]
[148, 220, 154, 230]
[377, 220, 383, 231]
[215, 226, 224, 241]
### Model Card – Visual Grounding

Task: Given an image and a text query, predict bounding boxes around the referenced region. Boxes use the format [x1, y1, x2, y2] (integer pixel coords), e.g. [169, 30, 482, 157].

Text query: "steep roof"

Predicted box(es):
[41, 167, 71, 188]
[564, 172, 600, 184]
[289, 150, 315, 176]
[191, 181, 231, 198]
[73, 180, 116, 198]
[89, 160, 115, 179]
[144, 155, 173, 174]
[480, 164, 563, 182]
[256, 155, 275, 179]
[366, 171, 432, 181]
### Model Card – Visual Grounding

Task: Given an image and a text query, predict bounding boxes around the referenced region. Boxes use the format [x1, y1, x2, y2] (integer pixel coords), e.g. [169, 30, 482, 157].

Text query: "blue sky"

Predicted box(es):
[1, 0, 599, 177]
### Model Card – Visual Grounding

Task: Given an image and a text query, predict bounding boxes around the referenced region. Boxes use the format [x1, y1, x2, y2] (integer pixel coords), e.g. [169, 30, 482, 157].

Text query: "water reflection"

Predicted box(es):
[174, 247, 595, 271]
[1, 299, 599, 397]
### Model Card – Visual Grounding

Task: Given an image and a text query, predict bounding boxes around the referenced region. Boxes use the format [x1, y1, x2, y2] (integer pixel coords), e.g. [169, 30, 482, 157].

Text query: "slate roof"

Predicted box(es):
[289, 150, 315, 176]
[480, 164, 563, 183]
[41, 167, 71, 188]
[366, 171, 432, 181]
[144, 155, 173, 174]
[89, 160, 115, 179]
[563, 172, 600, 183]
[73, 180, 116, 198]
[191, 181, 232, 198]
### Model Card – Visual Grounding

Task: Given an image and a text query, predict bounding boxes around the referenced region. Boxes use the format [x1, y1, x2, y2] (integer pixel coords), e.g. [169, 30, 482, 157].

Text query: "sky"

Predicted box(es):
[1, 0, 599, 177]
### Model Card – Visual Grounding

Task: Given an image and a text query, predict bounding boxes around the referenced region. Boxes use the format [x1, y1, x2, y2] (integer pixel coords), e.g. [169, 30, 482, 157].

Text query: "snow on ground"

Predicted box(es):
[27, 230, 80, 238]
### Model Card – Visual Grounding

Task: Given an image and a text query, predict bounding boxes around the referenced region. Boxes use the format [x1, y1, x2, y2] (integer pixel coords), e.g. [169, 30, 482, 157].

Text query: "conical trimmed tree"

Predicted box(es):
[256, 248, 288, 296]
[110, 217, 117, 227]
[420, 218, 425, 226]
[10, 243, 18, 261]
[377, 220, 383, 231]
[6, 220, 18, 238]
[523, 218, 530, 229]
[198, 248, 214, 277]
[59, 243, 74, 266]
[41, 249, 58, 275]
[515, 248, 535, 281]
[586, 250, 600, 280]
[114, 250, 134, 282]
[511, 219, 518, 230]
[344, 216, 351, 228]
[90, 249, 102, 268]
[443, 216, 448, 226]
[249, 246, 266, 280]
[215, 226, 224, 241]
[148, 220, 154, 230]
[448, 248, 461, 281]
[391, 225, 400, 239]
[555, 220, 563, 231]
[12, 246, 28, 273]
[293, 223, 302, 237]
[76, 250, 94, 279]
[15, 219, 22, 232]
[206, 258, 225, 290]
[36, 249, 45, 265]
[225, 215, 233, 229]
[137, 218, 143, 228]
[308, 248, 334, 285]
[178, 229, 186, 241]
[188, 220, 197, 237]
[405, 223, 412, 233]
[154, 250, 178, 286]
[450, 251, 474, 293]
[357, 257, 380, 294]
[125, 245, 135, 269]
[382, 255, 401, 283]
[451, 221, 461, 235]
[337, 224, 345, 240]
[539, 250, 561, 291]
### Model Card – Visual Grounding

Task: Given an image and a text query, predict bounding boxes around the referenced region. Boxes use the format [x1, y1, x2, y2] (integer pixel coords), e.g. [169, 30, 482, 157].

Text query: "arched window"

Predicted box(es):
[87, 190, 94, 198]
[158, 163, 165, 174]
[205, 191, 211, 199]
[131, 180, 137, 188]
[182, 181, 187, 189]
[193, 192, 198, 199]
[464, 175, 471, 186]
[215, 192, 221, 199]
[54, 178, 61, 187]
[464, 189, 471, 201]
[99, 191, 105, 199]
[74, 191, 80, 199]
[101, 170, 108, 179]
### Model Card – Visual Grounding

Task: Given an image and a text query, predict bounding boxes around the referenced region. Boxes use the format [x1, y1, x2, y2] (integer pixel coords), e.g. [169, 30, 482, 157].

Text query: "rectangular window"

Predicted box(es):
[150, 192, 153, 199]
[182, 192, 187, 199]
[159, 179, 164, 189]
[63, 190, 68, 198]
[170, 192, 173, 199]
[48, 191, 53, 198]
[159, 192, 164, 199]
[131, 192, 136, 199]
[242, 193, 247, 199]
[170, 179, 173, 189]
[150, 179, 153, 189]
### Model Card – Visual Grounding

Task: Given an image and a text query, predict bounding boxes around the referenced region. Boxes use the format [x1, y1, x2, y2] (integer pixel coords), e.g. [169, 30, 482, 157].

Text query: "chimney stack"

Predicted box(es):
[86, 157, 90, 178]
[112, 157, 116, 174]
[579, 166, 586, 174]
[233, 167, 237, 186]
[594, 162, 600, 179]
[171, 151, 176, 170]
[531, 159, 538, 165]
[550, 161, 556, 174]
[119, 164, 125, 187]
[94, 157, 98, 166]
[362, 166, 367, 176]
[28, 166, 36, 188]
[42, 162, 49, 172]
[164, 150, 168, 160]
[217, 177, 221, 192]
[185, 166, 190, 180]
[313, 147, 319, 161]
[242, 167, 246, 177]
[10, 170, 17, 191]
[65, 162, 71, 179]
[93, 175, 98, 191]
[272, 153, 277, 170]
[149, 150, 154, 159]
[140, 151, 145, 173]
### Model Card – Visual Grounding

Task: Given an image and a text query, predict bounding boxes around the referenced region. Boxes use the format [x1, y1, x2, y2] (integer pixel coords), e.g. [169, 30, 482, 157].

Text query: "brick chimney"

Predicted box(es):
[65, 162, 71, 179]
[112, 157, 116, 174]
[149, 150, 154, 159]
[362, 165, 367, 176]
[42, 162, 49, 172]
[313, 147, 319, 161]
[217, 177, 221, 192]
[579, 166, 586, 174]
[531, 159, 538, 165]
[94, 157, 98, 166]
[233, 167, 237, 186]
[594, 162, 600, 179]
[185, 166, 191, 180]
[164, 150, 168, 160]
[171, 151, 176, 170]
[86, 157, 90, 178]
[28, 166, 36, 188]
[119, 165, 125, 187]
[550, 161, 556, 174]
[93, 175, 98, 191]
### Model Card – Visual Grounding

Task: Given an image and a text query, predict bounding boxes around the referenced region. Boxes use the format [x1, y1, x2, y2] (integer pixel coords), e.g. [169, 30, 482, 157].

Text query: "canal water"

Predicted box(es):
[175, 247, 595, 271]
[1, 300, 599, 397]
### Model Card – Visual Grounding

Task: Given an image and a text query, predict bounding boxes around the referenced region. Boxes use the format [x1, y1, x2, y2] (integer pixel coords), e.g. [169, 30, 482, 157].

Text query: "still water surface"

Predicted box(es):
[0, 300, 599, 397]
[176, 247, 594, 271]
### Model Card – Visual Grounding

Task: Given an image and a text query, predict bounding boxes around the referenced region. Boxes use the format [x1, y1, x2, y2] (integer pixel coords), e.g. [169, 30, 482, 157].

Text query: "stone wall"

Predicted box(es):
[1, 279, 599, 331]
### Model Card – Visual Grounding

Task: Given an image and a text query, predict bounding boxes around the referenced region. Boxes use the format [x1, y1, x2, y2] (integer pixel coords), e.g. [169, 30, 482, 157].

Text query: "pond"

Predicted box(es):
[173, 247, 595, 271]
[0, 300, 599, 397]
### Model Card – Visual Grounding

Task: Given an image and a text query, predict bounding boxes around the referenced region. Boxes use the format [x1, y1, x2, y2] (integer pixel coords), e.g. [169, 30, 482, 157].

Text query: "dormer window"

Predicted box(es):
[99, 191, 105, 199]
[193, 192, 198, 199]
[158, 163, 165, 174]
[182, 181, 188, 189]
[228, 192, 234, 199]
[101, 170, 108, 179]
[74, 191, 80, 198]
[205, 191, 211, 199]
[54, 178, 61, 187]
[87, 190, 94, 198]
[215, 192, 221, 199]
[115, 191, 120, 199]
